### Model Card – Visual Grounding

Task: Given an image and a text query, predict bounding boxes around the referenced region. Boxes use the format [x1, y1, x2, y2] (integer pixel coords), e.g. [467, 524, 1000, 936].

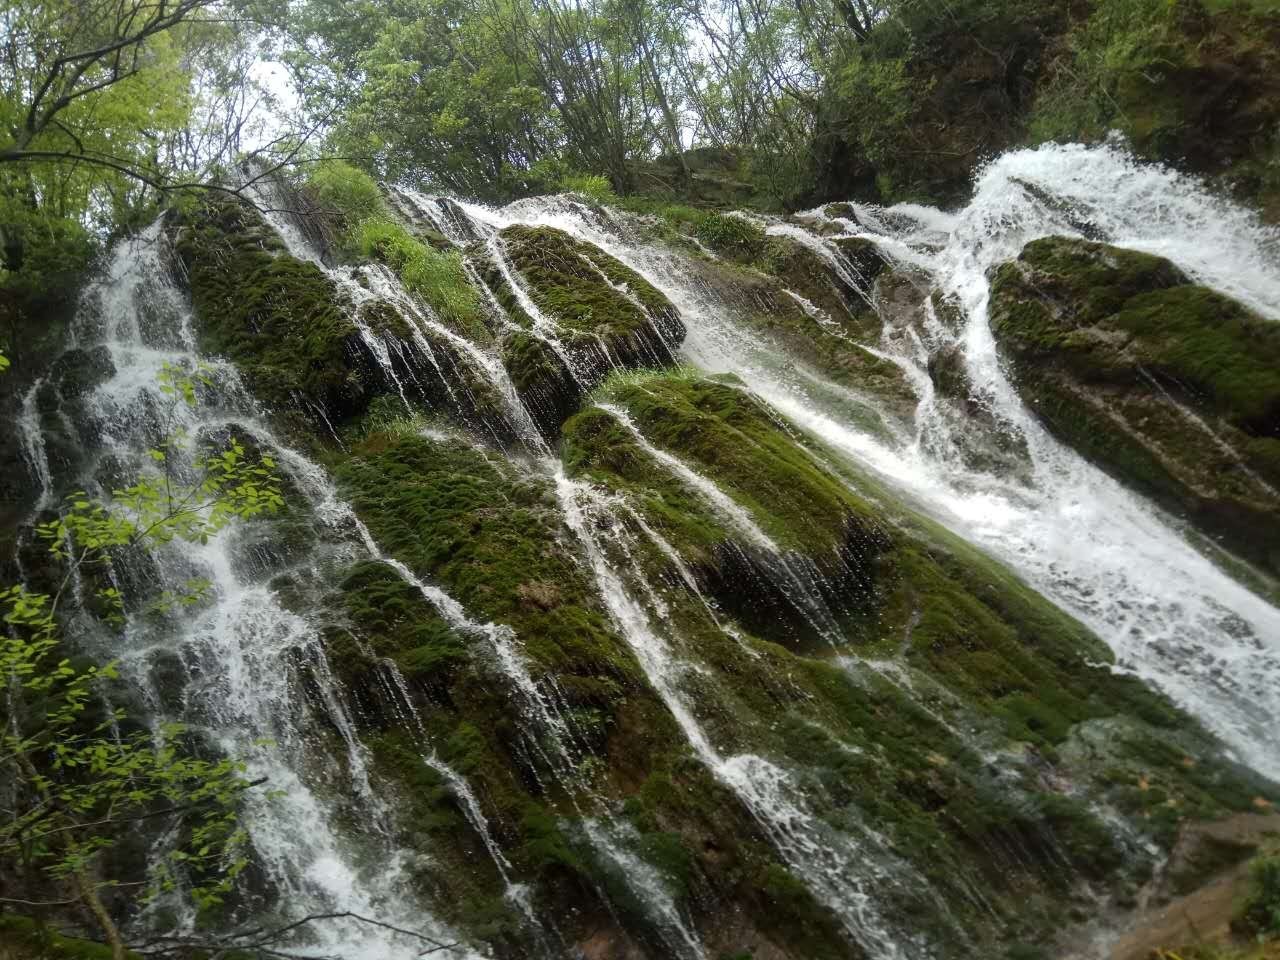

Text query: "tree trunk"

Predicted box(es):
[75, 869, 126, 960]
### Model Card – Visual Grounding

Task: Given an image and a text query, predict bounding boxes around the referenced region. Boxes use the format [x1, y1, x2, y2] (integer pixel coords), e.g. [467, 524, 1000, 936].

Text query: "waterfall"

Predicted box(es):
[448, 152, 1280, 782]
[12, 140, 1280, 960]
[34, 221, 485, 960]
[554, 468, 929, 959]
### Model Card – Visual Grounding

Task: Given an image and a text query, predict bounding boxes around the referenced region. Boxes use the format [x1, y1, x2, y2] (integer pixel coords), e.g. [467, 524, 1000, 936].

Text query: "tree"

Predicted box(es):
[1, 363, 283, 960]
[0, 0, 311, 295]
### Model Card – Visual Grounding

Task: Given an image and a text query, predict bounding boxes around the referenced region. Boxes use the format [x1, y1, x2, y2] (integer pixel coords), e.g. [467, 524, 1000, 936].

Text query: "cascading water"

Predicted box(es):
[449, 146, 1280, 783]
[43, 222, 483, 959]
[14, 138, 1280, 960]
[245, 194, 717, 958]
[554, 468, 931, 959]
[592, 401, 847, 643]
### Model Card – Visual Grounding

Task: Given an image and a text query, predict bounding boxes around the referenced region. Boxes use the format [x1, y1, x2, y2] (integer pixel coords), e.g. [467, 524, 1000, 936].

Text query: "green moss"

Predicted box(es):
[991, 236, 1280, 572]
[484, 225, 685, 436]
[0, 916, 131, 960]
[555, 364, 1273, 937]
[497, 225, 678, 340]
[175, 198, 365, 422]
[676, 254, 916, 431]
[991, 239, 1280, 432]
[1237, 842, 1280, 936]
[335, 431, 644, 695]
[356, 218, 487, 342]
[572, 373, 881, 554]
[754, 863, 850, 960]
[519, 803, 589, 874]
[329, 559, 470, 687]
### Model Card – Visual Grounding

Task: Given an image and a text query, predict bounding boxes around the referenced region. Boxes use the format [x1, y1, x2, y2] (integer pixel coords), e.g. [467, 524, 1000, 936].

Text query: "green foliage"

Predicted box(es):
[695, 213, 767, 260]
[0, 914, 133, 960]
[1026, 0, 1280, 212]
[0, 363, 284, 936]
[304, 160, 388, 238]
[1237, 844, 1280, 936]
[355, 218, 485, 339]
[0, 0, 274, 298]
[1027, 0, 1190, 147]
[829, 55, 918, 176]
[39, 362, 283, 591]
[0, 591, 253, 908]
[559, 173, 616, 203]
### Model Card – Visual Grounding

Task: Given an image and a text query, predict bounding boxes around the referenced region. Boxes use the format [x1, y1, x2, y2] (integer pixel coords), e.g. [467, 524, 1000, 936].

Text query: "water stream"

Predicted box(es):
[451, 145, 1280, 781]
[12, 140, 1280, 960]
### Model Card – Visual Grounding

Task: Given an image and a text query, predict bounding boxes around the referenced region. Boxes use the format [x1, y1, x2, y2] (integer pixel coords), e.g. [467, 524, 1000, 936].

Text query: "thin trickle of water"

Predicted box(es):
[17, 379, 52, 509]
[593, 401, 847, 644]
[764, 223, 876, 312]
[376, 659, 553, 947]
[555, 468, 923, 959]
[581, 819, 705, 960]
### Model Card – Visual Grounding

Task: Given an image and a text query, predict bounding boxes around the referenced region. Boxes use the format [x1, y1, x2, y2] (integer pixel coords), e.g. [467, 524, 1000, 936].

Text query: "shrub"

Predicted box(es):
[559, 173, 615, 203]
[304, 160, 388, 247]
[695, 212, 767, 260]
[1236, 845, 1280, 936]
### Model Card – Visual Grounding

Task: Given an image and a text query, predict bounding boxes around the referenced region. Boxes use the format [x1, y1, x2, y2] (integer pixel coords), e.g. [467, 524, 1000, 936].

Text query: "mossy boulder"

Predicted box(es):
[173, 198, 508, 439]
[560, 370, 1277, 946]
[757, 233, 881, 329]
[989, 236, 1280, 573]
[678, 253, 918, 435]
[174, 198, 373, 424]
[336, 431, 646, 701]
[563, 374, 891, 647]
[485, 225, 686, 437]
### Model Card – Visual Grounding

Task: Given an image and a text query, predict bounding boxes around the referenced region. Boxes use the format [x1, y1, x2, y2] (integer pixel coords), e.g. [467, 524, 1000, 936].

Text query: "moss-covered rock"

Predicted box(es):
[173, 198, 374, 424]
[483, 225, 686, 437]
[563, 374, 890, 647]
[989, 236, 1280, 573]
[757, 233, 881, 328]
[678, 253, 918, 435]
[559, 370, 1277, 950]
[173, 197, 512, 441]
[328, 423, 863, 957]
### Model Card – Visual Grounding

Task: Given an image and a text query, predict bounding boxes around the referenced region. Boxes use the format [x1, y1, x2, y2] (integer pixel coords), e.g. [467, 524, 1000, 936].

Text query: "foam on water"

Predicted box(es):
[46, 223, 483, 960]
[461, 148, 1280, 782]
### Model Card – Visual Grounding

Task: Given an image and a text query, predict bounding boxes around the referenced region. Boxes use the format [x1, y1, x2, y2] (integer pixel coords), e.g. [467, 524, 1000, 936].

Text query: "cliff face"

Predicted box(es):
[4, 160, 1280, 960]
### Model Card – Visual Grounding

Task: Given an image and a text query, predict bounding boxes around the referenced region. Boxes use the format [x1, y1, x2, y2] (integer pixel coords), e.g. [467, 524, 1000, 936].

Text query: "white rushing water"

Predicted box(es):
[54, 222, 486, 960]
[555, 468, 928, 960]
[451, 142, 1280, 782]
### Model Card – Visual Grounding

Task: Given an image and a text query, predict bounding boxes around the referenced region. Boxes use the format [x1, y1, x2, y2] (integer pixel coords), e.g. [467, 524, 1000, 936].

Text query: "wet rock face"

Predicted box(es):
[990, 236, 1280, 572]
[174, 198, 512, 439]
[487, 225, 686, 437]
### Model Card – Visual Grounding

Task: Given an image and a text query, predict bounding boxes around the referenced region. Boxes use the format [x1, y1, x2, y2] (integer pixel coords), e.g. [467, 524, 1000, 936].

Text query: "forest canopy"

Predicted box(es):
[3, 0, 1279, 299]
